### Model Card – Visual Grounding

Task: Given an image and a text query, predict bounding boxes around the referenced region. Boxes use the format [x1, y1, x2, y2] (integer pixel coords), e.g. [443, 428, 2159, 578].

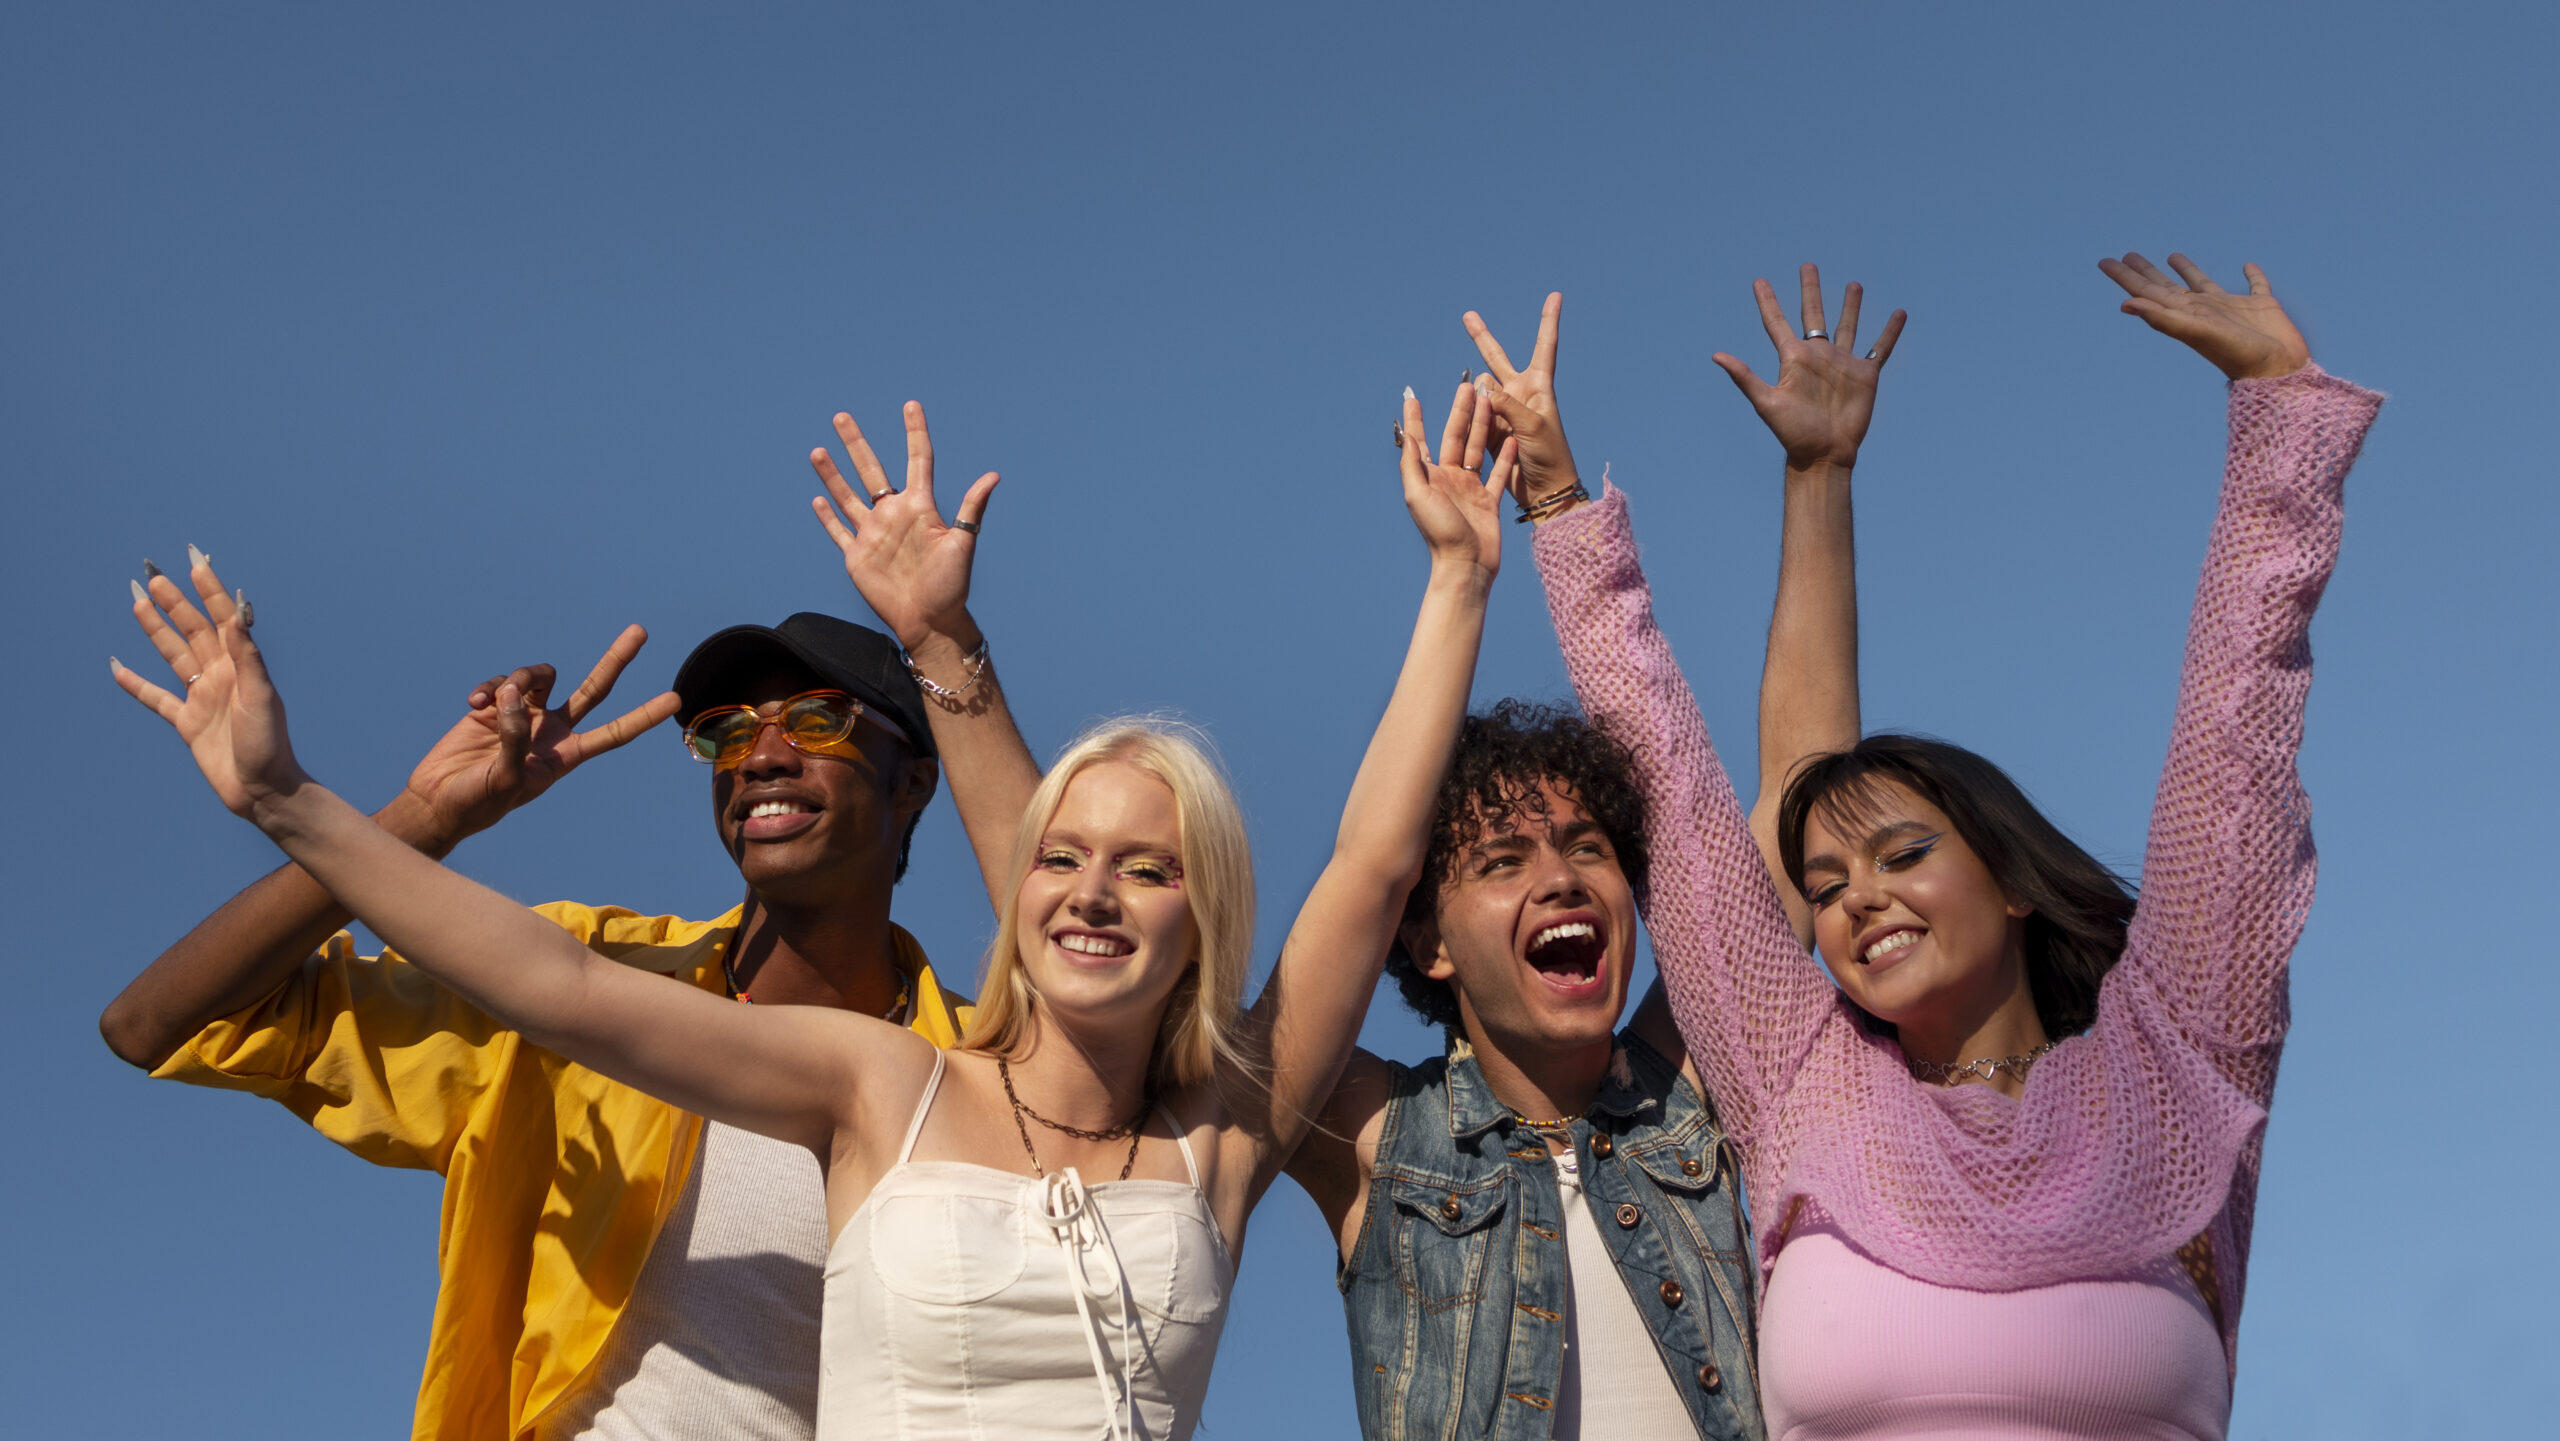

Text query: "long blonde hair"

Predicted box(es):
[958, 718, 1256, 1090]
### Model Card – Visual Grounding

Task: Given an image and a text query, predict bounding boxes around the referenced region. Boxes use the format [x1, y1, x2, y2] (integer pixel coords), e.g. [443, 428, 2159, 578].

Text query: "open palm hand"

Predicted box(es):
[111, 554, 307, 819]
[2099, 252, 2309, 381]
[1713, 264, 1905, 471]
[809, 400, 999, 649]
[1398, 383, 1512, 577]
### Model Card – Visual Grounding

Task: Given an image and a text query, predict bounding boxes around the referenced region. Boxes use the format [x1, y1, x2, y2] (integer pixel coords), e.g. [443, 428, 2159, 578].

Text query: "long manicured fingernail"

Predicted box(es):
[108, 656, 122, 677]
[187, 543, 210, 570]
[1459, 368, 1472, 384]
[236, 591, 254, 628]
[142, 559, 164, 580]
[1474, 373, 1496, 396]
[1402, 386, 1416, 402]
[130, 579, 148, 603]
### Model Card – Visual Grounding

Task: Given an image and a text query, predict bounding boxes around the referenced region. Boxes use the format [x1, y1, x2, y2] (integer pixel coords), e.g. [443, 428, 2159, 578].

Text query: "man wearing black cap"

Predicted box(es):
[99, 614, 974, 1441]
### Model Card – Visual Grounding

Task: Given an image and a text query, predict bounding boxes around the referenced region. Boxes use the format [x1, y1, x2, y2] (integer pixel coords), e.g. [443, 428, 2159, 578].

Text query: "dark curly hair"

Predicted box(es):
[1384, 700, 1650, 1030]
[1776, 733, 2135, 1040]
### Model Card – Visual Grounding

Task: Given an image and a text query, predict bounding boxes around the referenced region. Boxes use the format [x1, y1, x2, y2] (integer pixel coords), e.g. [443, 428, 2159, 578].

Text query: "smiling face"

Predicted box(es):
[1011, 761, 1202, 1031]
[708, 664, 933, 906]
[1412, 776, 1640, 1059]
[1797, 778, 2034, 1036]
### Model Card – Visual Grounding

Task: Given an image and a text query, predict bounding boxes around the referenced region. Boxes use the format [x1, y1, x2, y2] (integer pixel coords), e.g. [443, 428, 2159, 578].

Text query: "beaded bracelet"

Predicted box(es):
[901, 638, 990, 700]
[1513, 481, 1590, 524]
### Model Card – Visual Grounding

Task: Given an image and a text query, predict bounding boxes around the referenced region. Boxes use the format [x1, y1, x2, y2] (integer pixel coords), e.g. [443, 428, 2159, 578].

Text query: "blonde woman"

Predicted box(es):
[110, 385, 1515, 1441]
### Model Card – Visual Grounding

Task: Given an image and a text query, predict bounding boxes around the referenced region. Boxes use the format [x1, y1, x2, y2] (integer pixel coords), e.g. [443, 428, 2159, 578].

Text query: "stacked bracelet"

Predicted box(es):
[1513, 481, 1590, 524]
[901, 639, 990, 700]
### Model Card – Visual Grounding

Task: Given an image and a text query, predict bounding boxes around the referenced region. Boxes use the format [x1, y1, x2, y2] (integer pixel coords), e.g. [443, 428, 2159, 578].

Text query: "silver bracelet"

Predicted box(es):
[1513, 481, 1590, 524]
[902, 639, 990, 700]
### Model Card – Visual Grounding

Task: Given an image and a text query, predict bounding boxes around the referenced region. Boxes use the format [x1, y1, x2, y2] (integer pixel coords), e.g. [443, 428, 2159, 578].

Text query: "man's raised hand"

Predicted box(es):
[809, 400, 999, 651]
[400, 626, 680, 848]
[1713, 263, 1905, 473]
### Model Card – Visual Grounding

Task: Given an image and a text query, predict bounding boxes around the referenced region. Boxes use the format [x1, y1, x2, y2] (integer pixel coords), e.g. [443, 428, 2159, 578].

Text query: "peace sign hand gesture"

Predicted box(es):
[1462, 292, 1576, 509]
[1713, 263, 1906, 472]
[809, 401, 1001, 651]
[2098, 252, 2309, 381]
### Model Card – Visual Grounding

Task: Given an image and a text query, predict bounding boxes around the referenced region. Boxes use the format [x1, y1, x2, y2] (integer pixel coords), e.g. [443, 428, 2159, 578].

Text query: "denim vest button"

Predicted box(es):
[1591, 1134, 1614, 1158]
[1660, 1279, 1685, 1307]
[1440, 1198, 1462, 1221]
[1681, 1156, 1703, 1177]
[1697, 1363, 1721, 1392]
[1615, 1203, 1640, 1229]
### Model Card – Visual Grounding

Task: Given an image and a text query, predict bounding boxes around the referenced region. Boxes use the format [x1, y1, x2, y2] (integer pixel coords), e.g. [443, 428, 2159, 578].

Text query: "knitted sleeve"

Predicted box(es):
[2120, 364, 2383, 1092]
[1532, 487, 1834, 1144]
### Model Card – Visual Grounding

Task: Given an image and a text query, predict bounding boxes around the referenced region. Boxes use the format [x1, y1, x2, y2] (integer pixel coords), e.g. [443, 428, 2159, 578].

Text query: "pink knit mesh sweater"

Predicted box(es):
[1532, 366, 2381, 1372]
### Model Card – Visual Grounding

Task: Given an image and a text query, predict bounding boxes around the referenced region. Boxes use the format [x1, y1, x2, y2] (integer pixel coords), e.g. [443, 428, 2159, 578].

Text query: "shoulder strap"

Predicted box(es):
[1156, 1104, 1203, 1190]
[895, 1052, 949, 1165]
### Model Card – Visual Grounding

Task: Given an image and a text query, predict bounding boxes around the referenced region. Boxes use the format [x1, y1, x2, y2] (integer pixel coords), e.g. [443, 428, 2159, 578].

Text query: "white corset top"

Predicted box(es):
[819, 1055, 1233, 1441]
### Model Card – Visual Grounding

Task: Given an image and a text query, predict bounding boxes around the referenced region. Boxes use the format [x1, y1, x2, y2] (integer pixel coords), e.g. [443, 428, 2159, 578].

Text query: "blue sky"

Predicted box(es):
[6, 3, 2551, 1435]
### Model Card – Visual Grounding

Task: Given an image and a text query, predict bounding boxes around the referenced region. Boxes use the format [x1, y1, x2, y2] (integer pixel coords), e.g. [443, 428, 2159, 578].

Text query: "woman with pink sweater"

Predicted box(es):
[1488, 255, 2381, 1438]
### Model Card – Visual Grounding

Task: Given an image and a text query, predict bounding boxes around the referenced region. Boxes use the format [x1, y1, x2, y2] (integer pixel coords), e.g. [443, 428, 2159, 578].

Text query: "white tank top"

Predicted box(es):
[536, 1121, 827, 1441]
[820, 1053, 1233, 1441]
[1551, 1140, 1707, 1441]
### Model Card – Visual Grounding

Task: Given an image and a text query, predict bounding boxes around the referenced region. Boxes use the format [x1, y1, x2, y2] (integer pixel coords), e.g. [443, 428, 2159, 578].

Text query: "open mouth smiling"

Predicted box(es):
[734, 792, 824, 841]
[1052, 929, 1135, 963]
[1524, 916, 1608, 992]
[1856, 926, 1923, 969]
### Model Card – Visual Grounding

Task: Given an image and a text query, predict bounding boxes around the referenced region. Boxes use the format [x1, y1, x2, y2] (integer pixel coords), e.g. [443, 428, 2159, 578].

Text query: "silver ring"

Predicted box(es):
[185, 674, 201, 686]
[953, 518, 980, 535]
[1803, 328, 1829, 342]
[866, 489, 892, 503]
[1864, 348, 1881, 361]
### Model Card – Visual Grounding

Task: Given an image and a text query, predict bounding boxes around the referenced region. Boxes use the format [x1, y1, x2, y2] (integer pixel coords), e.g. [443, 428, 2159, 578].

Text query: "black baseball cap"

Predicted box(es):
[671, 613, 936, 759]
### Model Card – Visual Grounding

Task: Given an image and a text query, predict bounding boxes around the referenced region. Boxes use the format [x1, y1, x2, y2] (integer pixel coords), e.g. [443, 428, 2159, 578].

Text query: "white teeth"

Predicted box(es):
[747, 800, 814, 820]
[1058, 933, 1132, 958]
[1863, 931, 1920, 963]
[1532, 921, 1597, 949]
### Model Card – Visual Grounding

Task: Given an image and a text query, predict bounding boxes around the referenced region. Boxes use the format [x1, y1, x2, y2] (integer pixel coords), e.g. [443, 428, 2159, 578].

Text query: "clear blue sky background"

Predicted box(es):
[6, 3, 2550, 1436]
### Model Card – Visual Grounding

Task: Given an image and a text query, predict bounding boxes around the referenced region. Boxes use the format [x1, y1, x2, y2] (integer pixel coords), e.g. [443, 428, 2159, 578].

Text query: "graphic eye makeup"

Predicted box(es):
[1116, 857, 1182, 887]
[1879, 835, 1941, 871]
[1034, 846, 1086, 872]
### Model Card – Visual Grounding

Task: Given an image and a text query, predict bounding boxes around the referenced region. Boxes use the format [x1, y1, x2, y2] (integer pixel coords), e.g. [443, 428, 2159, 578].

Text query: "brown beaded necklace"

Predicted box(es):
[998, 1058, 1149, 1181]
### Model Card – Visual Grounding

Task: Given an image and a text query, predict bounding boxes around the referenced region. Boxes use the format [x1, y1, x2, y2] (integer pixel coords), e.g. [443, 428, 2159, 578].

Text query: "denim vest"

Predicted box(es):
[1338, 1030, 1765, 1441]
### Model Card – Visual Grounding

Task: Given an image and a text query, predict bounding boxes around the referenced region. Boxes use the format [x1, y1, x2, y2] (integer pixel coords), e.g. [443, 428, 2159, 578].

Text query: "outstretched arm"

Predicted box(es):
[1240, 384, 1514, 1197]
[100, 565, 675, 1068]
[1712, 264, 1906, 945]
[810, 402, 1038, 910]
[110, 570, 887, 1154]
[2097, 253, 2381, 1083]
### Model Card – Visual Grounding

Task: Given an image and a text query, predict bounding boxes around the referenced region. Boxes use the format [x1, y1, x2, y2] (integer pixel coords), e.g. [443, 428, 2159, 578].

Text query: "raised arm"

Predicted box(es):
[1712, 265, 1905, 945]
[100, 564, 675, 1068]
[110, 567, 896, 1155]
[2097, 253, 2382, 1081]
[809, 401, 1039, 910]
[1238, 384, 1514, 1196]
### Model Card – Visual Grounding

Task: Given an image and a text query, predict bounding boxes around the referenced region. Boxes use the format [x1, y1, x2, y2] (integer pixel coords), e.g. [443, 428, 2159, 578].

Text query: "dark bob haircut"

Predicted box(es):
[1385, 700, 1650, 1031]
[1776, 733, 2135, 1040]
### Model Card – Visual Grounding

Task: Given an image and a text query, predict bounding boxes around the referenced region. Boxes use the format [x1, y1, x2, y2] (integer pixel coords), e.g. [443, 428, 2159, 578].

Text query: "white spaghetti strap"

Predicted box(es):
[1156, 1104, 1203, 1190]
[894, 1052, 948, 1165]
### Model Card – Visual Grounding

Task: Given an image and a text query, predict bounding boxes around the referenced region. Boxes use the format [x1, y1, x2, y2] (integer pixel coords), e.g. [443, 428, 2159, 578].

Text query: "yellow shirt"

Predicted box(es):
[151, 900, 973, 1441]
